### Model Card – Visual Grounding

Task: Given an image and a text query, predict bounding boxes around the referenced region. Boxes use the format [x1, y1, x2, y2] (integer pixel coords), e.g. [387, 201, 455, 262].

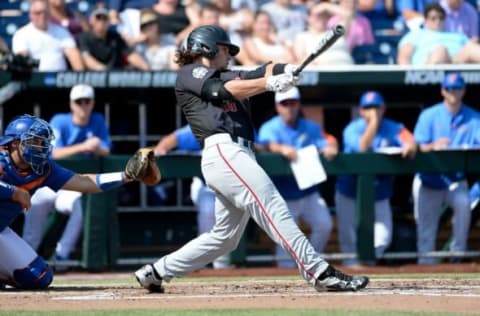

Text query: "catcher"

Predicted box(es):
[0, 114, 160, 290]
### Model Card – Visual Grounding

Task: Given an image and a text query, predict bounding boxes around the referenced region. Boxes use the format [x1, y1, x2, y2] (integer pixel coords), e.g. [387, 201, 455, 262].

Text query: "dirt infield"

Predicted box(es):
[1, 263, 480, 313]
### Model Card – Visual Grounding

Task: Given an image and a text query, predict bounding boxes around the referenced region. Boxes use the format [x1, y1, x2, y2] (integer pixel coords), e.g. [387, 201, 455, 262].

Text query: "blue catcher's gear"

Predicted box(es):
[0, 114, 54, 175]
[12, 256, 53, 289]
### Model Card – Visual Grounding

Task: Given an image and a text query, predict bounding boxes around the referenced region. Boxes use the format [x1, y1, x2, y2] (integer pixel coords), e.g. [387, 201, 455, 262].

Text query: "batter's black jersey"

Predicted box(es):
[175, 64, 258, 147]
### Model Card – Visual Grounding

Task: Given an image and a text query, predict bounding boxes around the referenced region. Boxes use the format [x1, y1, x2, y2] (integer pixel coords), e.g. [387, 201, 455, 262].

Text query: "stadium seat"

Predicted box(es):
[352, 43, 398, 64]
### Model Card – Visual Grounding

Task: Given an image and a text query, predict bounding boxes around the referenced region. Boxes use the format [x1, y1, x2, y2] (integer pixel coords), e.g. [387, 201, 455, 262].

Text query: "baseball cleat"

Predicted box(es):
[134, 264, 164, 293]
[315, 265, 369, 292]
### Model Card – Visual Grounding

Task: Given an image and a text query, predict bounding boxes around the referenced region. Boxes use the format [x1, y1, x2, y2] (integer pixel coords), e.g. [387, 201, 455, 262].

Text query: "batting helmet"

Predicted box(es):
[0, 114, 53, 174]
[187, 25, 239, 59]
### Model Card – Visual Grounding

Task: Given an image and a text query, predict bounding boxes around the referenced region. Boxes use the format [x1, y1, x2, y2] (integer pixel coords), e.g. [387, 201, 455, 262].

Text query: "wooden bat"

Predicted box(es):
[292, 25, 346, 76]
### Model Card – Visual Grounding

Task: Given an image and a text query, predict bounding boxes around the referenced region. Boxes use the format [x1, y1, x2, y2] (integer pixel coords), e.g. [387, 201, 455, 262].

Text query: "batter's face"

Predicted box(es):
[209, 45, 232, 68]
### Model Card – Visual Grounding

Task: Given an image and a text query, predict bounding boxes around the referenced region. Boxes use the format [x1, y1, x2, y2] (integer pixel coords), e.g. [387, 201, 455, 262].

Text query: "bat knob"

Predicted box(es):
[334, 25, 345, 36]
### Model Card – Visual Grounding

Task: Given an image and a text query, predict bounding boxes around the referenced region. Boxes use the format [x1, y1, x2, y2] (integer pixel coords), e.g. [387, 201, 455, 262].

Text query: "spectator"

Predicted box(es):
[134, 8, 178, 70]
[242, 11, 296, 65]
[12, 0, 84, 71]
[293, 2, 354, 66]
[78, 7, 150, 71]
[440, 0, 478, 42]
[153, 0, 200, 46]
[22, 84, 112, 266]
[211, 0, 255, 36]
[397, 3, 480, 65]
[108, 0, 157, 47]
[260, 0, 308, 44]
[412, 72, 479, 265]
[196, 3, 253, 66]
[395, 0, 435, 30]
[327, 0, 375, 52]
[48, 0, 90, 39]
[357, 0, 397, 22]
[153, 124, 232, 269]
[258, 87, 336, 268]
[335, 90, 417, 266]
[0, 35, 9, 54]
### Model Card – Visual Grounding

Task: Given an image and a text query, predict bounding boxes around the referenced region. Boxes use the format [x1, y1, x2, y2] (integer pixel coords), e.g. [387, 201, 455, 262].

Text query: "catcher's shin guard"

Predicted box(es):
[315, 265, 369, 292]
[135, 264, 164, 293]
[13, 256, 54, 289]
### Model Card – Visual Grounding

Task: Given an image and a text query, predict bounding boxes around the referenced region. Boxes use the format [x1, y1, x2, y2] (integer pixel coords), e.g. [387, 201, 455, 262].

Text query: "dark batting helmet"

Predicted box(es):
[186, 25, 239, 59]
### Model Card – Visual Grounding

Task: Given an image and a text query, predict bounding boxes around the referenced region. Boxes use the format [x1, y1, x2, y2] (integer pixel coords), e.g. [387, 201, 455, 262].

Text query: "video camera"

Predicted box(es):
[0, 51, 39, 79]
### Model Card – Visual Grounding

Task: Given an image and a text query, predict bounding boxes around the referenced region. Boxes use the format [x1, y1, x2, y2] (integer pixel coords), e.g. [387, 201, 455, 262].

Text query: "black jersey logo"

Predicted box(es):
[192, 66, 208, 79]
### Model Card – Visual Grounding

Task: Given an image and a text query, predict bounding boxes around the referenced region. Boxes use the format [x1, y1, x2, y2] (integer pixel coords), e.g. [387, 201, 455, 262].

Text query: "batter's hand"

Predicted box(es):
[266, 73, 297, 93]
[11, 186, 31, 210]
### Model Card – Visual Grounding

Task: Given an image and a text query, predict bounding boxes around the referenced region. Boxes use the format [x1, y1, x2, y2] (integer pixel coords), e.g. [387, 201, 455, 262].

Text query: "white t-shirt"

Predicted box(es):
[12, 22, 76, 71]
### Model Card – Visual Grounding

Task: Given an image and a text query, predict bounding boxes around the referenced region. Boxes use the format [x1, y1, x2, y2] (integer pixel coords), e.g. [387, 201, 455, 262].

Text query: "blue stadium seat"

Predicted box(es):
[352, 43, 398, 64]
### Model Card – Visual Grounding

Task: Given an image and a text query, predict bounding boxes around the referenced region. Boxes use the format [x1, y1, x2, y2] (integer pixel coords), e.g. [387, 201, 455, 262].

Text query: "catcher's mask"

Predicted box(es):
[187, 25, 239, 59]
[0, 114, 54, 175]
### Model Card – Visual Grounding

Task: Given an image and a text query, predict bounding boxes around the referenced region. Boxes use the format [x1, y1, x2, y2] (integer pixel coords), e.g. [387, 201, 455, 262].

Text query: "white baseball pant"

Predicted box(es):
[335, 191, 392, 266]
[0, 227, 37, 281]
[412, 176, 471, 265]
[276, 192, 333, 268]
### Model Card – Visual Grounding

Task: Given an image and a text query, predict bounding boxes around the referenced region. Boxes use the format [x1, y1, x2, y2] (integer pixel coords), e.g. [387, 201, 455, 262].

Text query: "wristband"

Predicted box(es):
[272, 63, 286, 75]
[96, 172, 125, 191]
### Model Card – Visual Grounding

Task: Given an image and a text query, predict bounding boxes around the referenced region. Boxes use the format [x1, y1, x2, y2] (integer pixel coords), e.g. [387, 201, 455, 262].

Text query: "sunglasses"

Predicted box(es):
[74, 98, 93, 105]
[279, 100, 300, 107]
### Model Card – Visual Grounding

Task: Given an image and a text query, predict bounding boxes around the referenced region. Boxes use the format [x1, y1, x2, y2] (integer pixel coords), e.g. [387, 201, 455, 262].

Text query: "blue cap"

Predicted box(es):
[442, 72, 465, 89]
[360, 91, 384, 107]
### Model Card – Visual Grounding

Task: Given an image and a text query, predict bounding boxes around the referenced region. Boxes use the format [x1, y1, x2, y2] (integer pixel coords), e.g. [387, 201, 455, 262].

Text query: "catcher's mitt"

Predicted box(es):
[125, 148, 161, 186]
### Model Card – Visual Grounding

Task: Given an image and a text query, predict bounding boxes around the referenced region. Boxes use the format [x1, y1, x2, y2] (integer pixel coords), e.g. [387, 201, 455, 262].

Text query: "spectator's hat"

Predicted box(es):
[70, 84, 95, 101]
[90, 7, 109, 18]
[360, 91, 384, 108]
[275, 87, 301, 104]
[140, 9, 158, 28]
[442, 72, 465, 90]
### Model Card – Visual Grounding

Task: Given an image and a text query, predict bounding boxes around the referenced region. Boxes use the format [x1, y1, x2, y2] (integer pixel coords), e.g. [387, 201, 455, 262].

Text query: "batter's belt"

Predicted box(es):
[204, 133, 254, 151]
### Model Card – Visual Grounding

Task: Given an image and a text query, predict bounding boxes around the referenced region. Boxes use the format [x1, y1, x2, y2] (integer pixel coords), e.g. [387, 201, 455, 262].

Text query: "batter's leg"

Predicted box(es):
[275, 199, 300, 268]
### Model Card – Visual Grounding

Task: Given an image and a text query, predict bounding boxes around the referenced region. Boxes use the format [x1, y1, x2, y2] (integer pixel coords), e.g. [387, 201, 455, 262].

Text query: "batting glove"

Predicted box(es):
[284, 64, 302, 85]
[266, 73, 295, 93]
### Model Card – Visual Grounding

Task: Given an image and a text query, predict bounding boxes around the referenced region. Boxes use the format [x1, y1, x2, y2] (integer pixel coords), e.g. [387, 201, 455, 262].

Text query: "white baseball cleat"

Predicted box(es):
[134, 264, 164, 293]
[315, 265, 369, 292]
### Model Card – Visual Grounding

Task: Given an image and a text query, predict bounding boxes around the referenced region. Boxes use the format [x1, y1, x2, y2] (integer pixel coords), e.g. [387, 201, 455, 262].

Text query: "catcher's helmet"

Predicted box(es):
[0, 114, 53, 174]
[187, 25, 239, 59]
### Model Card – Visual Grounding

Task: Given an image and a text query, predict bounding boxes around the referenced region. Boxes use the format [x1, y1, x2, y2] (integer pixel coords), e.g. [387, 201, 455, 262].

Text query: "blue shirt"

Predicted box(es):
[0, 151, 74, 231]
[258, 116, 330, 200]
[50, 113, 112, 155]
[398, 28, 469, 65]
[336, 117, 413, 200]
[174, 125, 201, 151]
[414, 103, 480, 189]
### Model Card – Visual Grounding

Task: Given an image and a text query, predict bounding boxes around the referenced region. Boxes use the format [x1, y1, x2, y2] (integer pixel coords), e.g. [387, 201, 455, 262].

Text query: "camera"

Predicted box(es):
[0, 51, 39, 78]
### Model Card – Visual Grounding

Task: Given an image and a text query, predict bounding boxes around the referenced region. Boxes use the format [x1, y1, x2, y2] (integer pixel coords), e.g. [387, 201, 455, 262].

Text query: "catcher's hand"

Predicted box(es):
[125, 148, 162, 186]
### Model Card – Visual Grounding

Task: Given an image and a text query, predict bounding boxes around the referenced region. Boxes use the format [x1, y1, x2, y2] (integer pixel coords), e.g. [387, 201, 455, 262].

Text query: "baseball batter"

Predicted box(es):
[0, 114, 140, 290]
[413, 72, 479, 264]
[135, 24, 369, 292]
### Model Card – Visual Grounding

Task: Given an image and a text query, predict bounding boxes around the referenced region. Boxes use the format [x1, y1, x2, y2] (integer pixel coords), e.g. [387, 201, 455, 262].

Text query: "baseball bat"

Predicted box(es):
[292, 25, 345, 76]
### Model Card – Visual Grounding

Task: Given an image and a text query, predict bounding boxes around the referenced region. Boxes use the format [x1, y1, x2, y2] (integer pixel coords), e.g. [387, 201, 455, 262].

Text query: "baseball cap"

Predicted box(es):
[140, 9, 158, 27]
[70, 84, 95, 101]
[360, 91, 384, 108]
[275, 87, 301, 104]
[442, 72, 465, 89]
[90, 7, 109, 18]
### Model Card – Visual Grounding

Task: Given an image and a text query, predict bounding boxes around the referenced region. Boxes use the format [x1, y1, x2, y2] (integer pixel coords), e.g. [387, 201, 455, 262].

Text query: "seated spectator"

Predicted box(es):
[211, 0, 255, 36]
[196, 3, 253, 66]
[293, 2, 354, 66]
[397, 3, 480, 65]
[153, 0, 200, 46]
[440, 0, 478, 42]
[395, 0, 435, 30]
[261, 0, 308, 44]
[242, 11, 296, 65]
[108, 0, 157, 47]
[12, 0, 84, 71]
[335, 91, 417, 266]
[78, 7, 150, 70]
[134, 8, 178, 70]
[48, 0, 90, 39]
[327, 0, 375, 52]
